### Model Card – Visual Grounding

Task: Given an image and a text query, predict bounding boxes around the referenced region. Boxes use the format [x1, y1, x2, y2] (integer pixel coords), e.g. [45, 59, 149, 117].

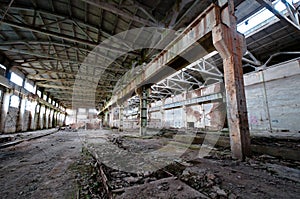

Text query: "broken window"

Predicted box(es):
[10, 72, 23, 86]
[10, 95, 20, 108]
[24, 80, 35, 93]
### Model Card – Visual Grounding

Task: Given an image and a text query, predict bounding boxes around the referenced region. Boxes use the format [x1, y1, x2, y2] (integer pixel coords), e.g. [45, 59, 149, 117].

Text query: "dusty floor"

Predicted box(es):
[0, 129, 299, 199]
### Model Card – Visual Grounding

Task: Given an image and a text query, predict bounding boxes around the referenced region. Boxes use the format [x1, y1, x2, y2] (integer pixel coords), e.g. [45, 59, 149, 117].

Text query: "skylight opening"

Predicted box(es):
[237, 0, 300, 34]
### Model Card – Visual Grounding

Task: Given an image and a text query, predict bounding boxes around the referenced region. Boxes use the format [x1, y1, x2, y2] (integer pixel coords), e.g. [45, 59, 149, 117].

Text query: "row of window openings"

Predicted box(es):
[6, 72, 62, 108]
[8, 95, 62, 111]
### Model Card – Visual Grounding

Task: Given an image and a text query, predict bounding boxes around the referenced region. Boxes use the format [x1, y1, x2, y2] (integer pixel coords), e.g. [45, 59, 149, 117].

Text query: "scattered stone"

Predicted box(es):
[206, 173, 216, 181]
[209, 192, 218, 199]
[212, 186, 227, 197]
[177, 185, 183, 191]
[157, 182, 169, 191]
[237, 185, 245, 189]
[259, 154, 276, 159]
[143, 171, 151, 177]
[180, 161, 193, 167]
[123, 176, 141, 184]
[228, 193, 237, 199]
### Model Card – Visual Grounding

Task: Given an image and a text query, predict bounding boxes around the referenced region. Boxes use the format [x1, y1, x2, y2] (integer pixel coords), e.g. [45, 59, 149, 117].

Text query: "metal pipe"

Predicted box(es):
[263, 51, 300, 67]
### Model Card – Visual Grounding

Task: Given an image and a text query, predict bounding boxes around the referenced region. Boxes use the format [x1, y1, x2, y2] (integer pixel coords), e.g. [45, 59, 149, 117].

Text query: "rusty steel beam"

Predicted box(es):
[212, 1, 251, 160]
[104, 4, 221, 110]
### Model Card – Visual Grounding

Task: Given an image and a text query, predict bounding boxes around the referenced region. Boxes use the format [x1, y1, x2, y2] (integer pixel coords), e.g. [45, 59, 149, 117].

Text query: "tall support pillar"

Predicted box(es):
[160, 98, 165, 128]
[16, 94, 26, 132]
[52, 110, 56, 127]
[63, 112, 66, 126]
[119, 105, 124, 132]
[44, 106, 48, 129]
[30, 100, 37, 130]
[55, 111, 58, 126]
[183, 90, 188, 129]
[49, 108, 53, 128]
[0, 89, 11, 133]
[212, 1, 251, 160]
[36, 104, 42, 129]
[136, 87, 148, 136]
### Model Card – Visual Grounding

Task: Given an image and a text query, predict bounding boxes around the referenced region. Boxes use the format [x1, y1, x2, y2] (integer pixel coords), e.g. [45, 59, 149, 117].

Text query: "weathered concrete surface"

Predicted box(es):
[0, 128, 299, 198]
[116, 177, 209, 199]
[0, 128, 58, 149]
[0, 81, 66, 134]
[113, 59, 300, 137]
[245, 59, 300, 133]
[112, 82, 226, 131]
[0, 130, 82, 198]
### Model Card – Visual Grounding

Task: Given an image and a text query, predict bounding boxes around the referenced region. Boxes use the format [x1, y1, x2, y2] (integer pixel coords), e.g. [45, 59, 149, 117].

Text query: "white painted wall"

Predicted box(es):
[244, 59, 300, 133]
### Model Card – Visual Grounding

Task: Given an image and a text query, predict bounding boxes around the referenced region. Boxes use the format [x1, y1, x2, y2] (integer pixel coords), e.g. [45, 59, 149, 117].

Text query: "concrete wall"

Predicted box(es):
[108, 59, 300, 134]
[109, 82, 226, 131]
[0, 86, 66, 134]
[244, 59, 300, 133]
[65, 108, 100, 129]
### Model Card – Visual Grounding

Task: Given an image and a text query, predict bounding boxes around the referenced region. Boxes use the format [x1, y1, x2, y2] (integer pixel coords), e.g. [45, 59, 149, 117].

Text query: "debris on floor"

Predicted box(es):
[0, 129, 299, 199]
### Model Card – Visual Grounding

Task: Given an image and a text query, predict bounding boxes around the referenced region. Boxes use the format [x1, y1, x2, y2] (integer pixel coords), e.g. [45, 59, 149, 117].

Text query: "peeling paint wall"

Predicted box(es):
[0, 88, 66, 134]
[110, 82, 225, 130]
[108, 60, 300, 134]
[244, 59, 300, 133]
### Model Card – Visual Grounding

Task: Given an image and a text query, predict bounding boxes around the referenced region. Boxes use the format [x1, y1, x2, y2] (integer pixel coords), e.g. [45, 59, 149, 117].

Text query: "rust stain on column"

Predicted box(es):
[212, 20, 251, 160]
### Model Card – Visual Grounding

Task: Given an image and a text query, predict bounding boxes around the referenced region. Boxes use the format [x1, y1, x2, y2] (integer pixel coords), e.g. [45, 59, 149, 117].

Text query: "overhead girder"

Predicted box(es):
[80, 0, 161, 27]
[1, 4, 113, 38]
[256, 0, 300, 31]
[0, 40, 127, 68]
[186, 58, 223, 77]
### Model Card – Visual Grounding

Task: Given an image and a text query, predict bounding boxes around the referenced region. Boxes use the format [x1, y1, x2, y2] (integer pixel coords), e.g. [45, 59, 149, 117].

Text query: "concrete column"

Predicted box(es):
[183, 91, 188, 129]
[182, 105, 187, 129]
[137, 87, 148, 136]
[53, 111, 58, 127]
[36, 104, 42, 129]
[47, 108, 51, 128]
[63, 112, 66, 126]
[51, 110, 55, 127]
[29, 100, 37, 130]
[57, 112, 61, 126]
[0, 89, 12, 133]
[119, 105, 124, 132]
[49, 108, 53, 128]
[212, 2, 251, 160]
[160, 98, 165, 128]
[16, 94, 26, 132]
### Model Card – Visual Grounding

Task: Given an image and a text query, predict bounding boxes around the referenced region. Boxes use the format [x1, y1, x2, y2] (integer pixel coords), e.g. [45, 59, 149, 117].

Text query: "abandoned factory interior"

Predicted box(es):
[0, 0, 299, 198]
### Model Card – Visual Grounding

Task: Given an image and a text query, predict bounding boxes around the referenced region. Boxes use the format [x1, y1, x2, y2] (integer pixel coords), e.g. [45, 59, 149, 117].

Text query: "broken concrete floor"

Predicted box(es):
[0, 129, 299, 198]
